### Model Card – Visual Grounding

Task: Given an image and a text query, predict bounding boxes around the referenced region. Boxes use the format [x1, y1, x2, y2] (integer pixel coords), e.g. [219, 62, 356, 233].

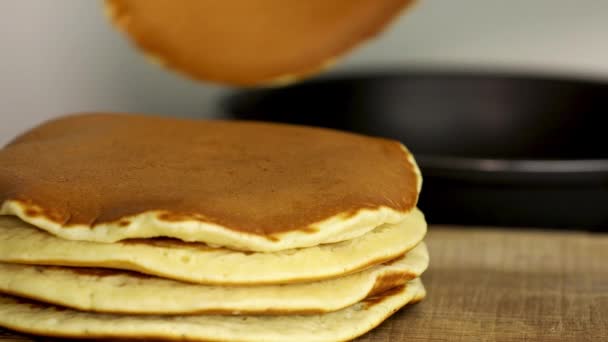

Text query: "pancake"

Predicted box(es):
[104, 0, 416, 86]
[0, 208, 426, 285]
[0, 278, 425, 341]
[0, 242, 427, 315]
[0, 113, 421, 252]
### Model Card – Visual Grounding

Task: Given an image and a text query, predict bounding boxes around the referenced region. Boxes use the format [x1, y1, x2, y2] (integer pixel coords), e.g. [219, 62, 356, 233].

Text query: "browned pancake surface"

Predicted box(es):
[0, 113, 418, 235]
[106, 0, 415, 85]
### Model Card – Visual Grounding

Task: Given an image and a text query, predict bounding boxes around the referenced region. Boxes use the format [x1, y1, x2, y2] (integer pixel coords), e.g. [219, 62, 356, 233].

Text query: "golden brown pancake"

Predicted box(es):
[0, 113, 421, 251]
[105, 0, 416, 85]
[0, 243, 428, 315]
[0, 210, 426, 285]
[0, 279, 426, 341]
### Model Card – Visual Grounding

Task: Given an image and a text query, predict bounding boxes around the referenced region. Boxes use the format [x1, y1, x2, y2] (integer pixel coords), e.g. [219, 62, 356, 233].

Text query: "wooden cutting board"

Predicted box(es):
[1, 226, 606, 341]
[356, 227, 608, 342]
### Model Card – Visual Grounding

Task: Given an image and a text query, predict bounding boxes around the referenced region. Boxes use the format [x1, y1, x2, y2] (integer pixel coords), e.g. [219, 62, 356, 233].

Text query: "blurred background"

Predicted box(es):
[2, 0, 608, 144]
[1, 0, 607, 229]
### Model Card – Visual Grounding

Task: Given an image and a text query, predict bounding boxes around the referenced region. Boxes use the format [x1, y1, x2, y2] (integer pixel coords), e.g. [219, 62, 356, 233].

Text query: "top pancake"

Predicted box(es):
[0, 113, 421, 251]
[105, 0, 415, 85]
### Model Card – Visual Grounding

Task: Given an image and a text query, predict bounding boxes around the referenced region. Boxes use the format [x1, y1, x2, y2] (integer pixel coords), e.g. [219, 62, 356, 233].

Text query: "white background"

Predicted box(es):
[1, 0, 608, 145]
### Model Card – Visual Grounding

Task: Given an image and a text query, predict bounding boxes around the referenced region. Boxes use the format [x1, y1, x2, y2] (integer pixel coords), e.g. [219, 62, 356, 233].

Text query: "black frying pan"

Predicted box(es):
[221, 71, 608, 230]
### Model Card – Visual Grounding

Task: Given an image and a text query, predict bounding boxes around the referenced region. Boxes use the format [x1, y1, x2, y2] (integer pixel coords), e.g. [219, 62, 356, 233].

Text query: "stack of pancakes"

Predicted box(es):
[0, 113, 428, 341]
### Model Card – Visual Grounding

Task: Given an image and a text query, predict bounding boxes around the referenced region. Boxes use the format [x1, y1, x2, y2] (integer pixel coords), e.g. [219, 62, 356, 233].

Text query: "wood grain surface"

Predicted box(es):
[1, 226, 606, 342]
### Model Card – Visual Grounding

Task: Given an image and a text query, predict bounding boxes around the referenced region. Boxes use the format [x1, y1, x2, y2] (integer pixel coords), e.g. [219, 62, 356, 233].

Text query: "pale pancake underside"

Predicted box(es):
[0, 201, 408, 253]
[0, 208, 426, 285]
[0, 278, 424, 342]
[0, 145, 421, 253]
[0, 243, 427, 315]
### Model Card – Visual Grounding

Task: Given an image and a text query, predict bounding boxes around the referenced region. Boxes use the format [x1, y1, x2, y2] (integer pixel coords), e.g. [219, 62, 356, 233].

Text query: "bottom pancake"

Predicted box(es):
[0, 243, 428, 315]
[0, 279, 425, 342]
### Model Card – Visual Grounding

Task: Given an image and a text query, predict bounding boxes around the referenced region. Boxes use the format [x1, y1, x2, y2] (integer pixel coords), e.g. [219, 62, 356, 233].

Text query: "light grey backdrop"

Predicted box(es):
[2, 0, 608, 145]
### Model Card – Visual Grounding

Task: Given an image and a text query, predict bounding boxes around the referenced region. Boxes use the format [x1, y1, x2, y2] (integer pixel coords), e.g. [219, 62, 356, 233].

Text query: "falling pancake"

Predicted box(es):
[0, 243, 428, 315]
[0, 208, 426, 285]
[0, 113, 421, 252]
[104, 0, 416, 85]
[0, 279, 425, 342]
